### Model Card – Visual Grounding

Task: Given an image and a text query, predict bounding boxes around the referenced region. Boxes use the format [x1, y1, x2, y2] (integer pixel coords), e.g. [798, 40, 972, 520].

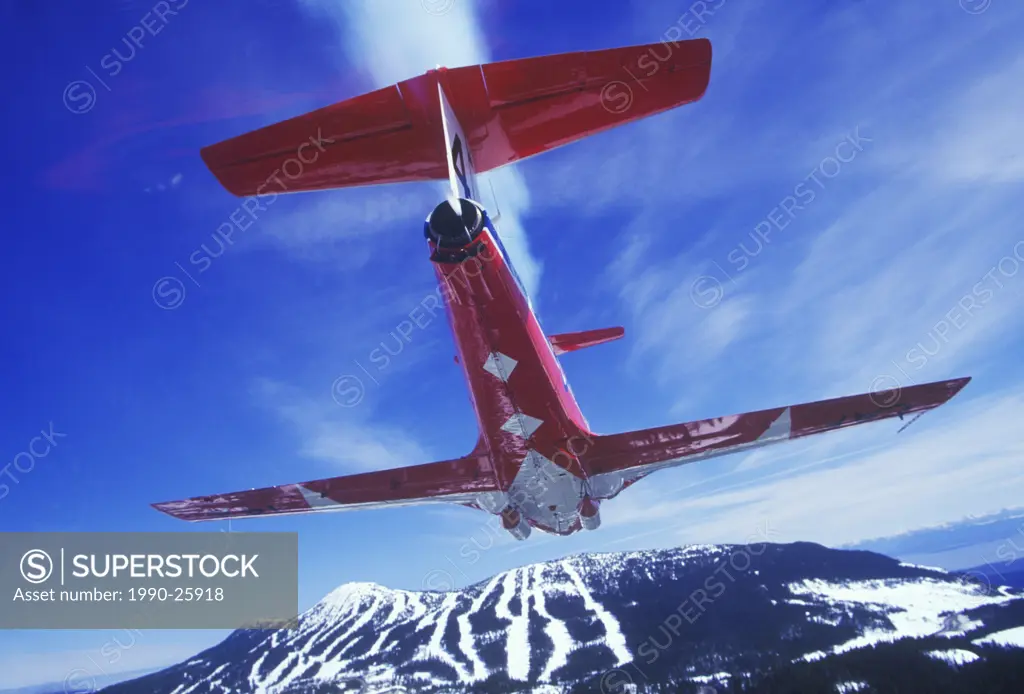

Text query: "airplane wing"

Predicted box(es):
[582, 377, 971, 499]
[200, 39, 712, 196]
[152, 451, 500, 522]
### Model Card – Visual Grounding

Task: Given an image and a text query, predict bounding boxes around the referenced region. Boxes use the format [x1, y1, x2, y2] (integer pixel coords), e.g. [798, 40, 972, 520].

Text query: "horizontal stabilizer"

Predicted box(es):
[549, 327, 625, 355]
[153, 451, 499, 522]
[200, 39, 712, 196]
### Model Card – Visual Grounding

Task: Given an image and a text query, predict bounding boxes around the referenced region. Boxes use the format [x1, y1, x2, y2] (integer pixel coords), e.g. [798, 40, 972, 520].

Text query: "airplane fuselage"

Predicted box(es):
[160, 41, 970, 539]
[427, 201, 600, 537]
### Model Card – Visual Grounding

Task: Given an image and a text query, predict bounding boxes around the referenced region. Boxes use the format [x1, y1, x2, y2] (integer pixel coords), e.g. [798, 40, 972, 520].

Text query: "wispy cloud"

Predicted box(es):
[144, 171, 182, 193]
[256, 186, 440, 266]
[600, 2, 1022, 398]
[559, 0, 1024, 547]
[252, 378, 432, 473]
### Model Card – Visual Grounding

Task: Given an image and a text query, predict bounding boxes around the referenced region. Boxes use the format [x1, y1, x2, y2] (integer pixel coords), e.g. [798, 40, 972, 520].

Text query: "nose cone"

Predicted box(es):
[427, 198, 483, 248]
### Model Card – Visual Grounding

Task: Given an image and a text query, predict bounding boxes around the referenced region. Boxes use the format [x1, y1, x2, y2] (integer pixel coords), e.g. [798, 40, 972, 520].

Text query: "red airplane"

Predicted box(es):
[154, 39, 970, 539]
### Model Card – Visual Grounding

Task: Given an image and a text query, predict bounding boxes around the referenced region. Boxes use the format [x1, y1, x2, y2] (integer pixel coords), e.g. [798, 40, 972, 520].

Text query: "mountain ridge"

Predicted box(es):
[92, 542, 1024, 693]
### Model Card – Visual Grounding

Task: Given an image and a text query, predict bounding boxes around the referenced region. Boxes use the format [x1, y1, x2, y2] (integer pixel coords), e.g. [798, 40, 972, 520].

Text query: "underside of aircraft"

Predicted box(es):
[153, 38, 970, 539]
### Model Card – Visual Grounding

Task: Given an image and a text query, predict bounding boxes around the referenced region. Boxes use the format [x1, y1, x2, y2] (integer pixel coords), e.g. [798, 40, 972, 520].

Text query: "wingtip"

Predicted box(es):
[947, 376, 972, 398]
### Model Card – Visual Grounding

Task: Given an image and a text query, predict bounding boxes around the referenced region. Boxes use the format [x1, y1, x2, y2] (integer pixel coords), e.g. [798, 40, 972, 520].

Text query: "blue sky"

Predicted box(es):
[2, 0, 1024, 687]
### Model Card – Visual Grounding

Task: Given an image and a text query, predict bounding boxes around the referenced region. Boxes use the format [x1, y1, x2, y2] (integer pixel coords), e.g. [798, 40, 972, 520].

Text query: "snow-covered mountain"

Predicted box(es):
[99, 542, 1024, 693]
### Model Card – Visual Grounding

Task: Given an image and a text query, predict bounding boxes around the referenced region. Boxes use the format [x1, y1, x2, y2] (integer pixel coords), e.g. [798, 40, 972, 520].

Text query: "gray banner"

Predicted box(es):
[1, 532, 298, 629]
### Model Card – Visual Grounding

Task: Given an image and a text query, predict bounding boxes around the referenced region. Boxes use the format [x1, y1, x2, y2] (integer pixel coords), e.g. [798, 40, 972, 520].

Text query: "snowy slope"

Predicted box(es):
[99, 542, 1024, 694]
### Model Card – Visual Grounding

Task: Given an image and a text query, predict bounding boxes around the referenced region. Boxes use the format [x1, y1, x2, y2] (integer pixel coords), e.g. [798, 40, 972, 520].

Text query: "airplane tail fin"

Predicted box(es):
[437, 81, 479, 206]
[199, 40, 712, 197]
